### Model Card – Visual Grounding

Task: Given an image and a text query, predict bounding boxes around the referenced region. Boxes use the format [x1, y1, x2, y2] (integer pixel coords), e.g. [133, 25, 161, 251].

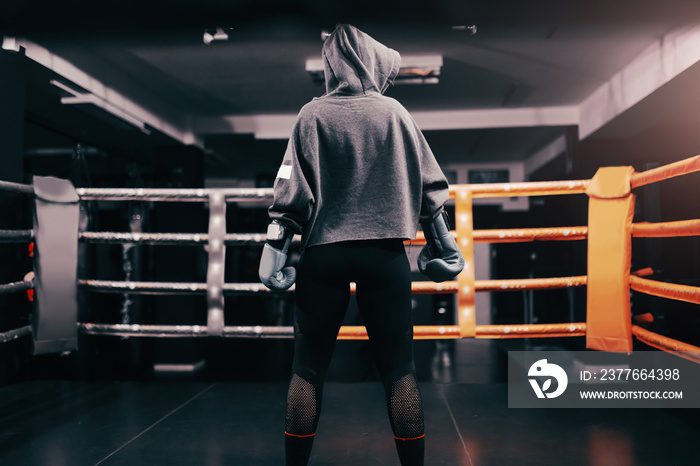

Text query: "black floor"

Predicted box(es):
[1, 341, 699, 465]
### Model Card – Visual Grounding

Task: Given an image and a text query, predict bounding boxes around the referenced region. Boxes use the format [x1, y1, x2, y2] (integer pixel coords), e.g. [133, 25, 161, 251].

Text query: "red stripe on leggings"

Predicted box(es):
[394, 434, 425, 441]
[285, 432, 316, 438]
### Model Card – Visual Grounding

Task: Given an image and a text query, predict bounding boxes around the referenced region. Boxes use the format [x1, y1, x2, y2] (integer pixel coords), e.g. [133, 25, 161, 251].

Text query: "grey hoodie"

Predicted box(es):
[269, 24, 449, 249]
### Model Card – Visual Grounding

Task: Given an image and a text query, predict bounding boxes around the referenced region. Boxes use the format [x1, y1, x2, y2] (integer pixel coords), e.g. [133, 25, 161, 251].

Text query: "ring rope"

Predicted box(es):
[83, 229, 586, 246]
[81, 232, 215, 245]
[449, 179, 590, 198]
[80, 219, 700, 247]
[78, 322, 587, 340]
[340, 323, 587, 340]
[76, 187, 274, 202]
[78, 280, 268, 295]
[79, 276, 587, 296]
[0, 229, 34, 243]
[473, 276, 587, 292]
[631, 325, 700, 362]
[630, 275, 700, 305]
[0, 280, 33, 295]
[71, 155, 700, 204]
[405, 277, 588, 294]
[79, 231, 302, 246]
[79, 323, 294, 339]
[630, 154, 700, 189]
[475, 322, 587, 338]
[409, 227, 589, 245]
[81, 323, 213, 338]
[0, 325, 32, 343]
[0, 180, 34, 194]
[77, 180, 594, 202]
[473, 227, 588, 242]
[79, 182, 594, 202]
[78, 279, 206, 294]
[631, 219, 700, 238]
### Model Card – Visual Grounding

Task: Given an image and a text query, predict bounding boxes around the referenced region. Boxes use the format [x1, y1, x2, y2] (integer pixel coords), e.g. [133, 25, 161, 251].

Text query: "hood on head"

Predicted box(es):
[322, 24, 401, 97]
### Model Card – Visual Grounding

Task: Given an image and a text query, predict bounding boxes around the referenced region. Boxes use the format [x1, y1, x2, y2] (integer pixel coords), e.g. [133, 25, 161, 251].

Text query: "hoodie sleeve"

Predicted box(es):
[416, 125, 450, 221]
[268, 124, 315, 234]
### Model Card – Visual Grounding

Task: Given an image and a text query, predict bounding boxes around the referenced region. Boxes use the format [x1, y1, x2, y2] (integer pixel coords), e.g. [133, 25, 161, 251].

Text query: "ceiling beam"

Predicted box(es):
[2, 36, 203, 148]
[578, 24, 700, 140]
[195, 106, 580, 140]
[410, 107, 578, 131]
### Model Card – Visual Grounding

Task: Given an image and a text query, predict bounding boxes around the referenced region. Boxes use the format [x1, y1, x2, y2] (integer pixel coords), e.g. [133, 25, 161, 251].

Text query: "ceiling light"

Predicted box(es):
[451, 25, 477, 35]
[203, 27, 230, 46]
[50, 80, 150, 134]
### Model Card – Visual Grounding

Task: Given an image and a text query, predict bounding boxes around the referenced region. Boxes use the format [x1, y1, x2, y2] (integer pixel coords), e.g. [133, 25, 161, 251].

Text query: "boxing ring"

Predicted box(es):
[2, 157, 700, 362]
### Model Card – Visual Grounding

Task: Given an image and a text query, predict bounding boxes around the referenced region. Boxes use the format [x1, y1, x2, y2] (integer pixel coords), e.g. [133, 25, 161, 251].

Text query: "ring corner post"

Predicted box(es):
[31, 176, 80, 355]
[585, 167, 635, 352]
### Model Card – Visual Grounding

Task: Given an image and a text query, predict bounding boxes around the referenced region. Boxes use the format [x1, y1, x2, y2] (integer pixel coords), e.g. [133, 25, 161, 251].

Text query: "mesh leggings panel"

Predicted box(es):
[388, 372, 424, 439]
[286, 373, 320, 436]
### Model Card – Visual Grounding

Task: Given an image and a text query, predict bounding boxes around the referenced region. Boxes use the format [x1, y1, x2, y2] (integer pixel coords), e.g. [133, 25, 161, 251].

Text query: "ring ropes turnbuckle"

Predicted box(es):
[4, 156, 700, 359]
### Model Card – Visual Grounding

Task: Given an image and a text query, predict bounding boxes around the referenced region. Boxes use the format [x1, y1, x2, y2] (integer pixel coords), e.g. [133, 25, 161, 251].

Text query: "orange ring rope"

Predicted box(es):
[405, 281, 458, 294]
[630, 154, 700, 189]
[631, 325, 700, 362]
[473, 227, 588, 242]
[337, 323, 587, 340]
[632, 219, 700, 238]
[408, 226, 588, 245]
[476, 323, 587, 339]
[475, 276, 587, 292]
[351, 276, 588, 295]
[338, 325, 458, 340]
[630, 275, 700, 305]
[449, 180, 590, 198]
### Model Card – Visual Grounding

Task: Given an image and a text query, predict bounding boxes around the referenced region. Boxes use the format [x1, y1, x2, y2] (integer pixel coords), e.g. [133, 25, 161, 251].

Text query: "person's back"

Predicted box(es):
[293, 93, 427, 248]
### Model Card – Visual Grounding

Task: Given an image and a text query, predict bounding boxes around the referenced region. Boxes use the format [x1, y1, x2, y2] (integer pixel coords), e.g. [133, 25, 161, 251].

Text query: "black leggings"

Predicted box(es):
[286, 239, 424, 440]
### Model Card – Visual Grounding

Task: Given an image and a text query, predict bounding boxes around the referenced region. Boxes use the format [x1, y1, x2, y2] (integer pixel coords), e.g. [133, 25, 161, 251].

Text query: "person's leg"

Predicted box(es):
[285, 244, 351, 466]
[354, 240, 425, 466]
